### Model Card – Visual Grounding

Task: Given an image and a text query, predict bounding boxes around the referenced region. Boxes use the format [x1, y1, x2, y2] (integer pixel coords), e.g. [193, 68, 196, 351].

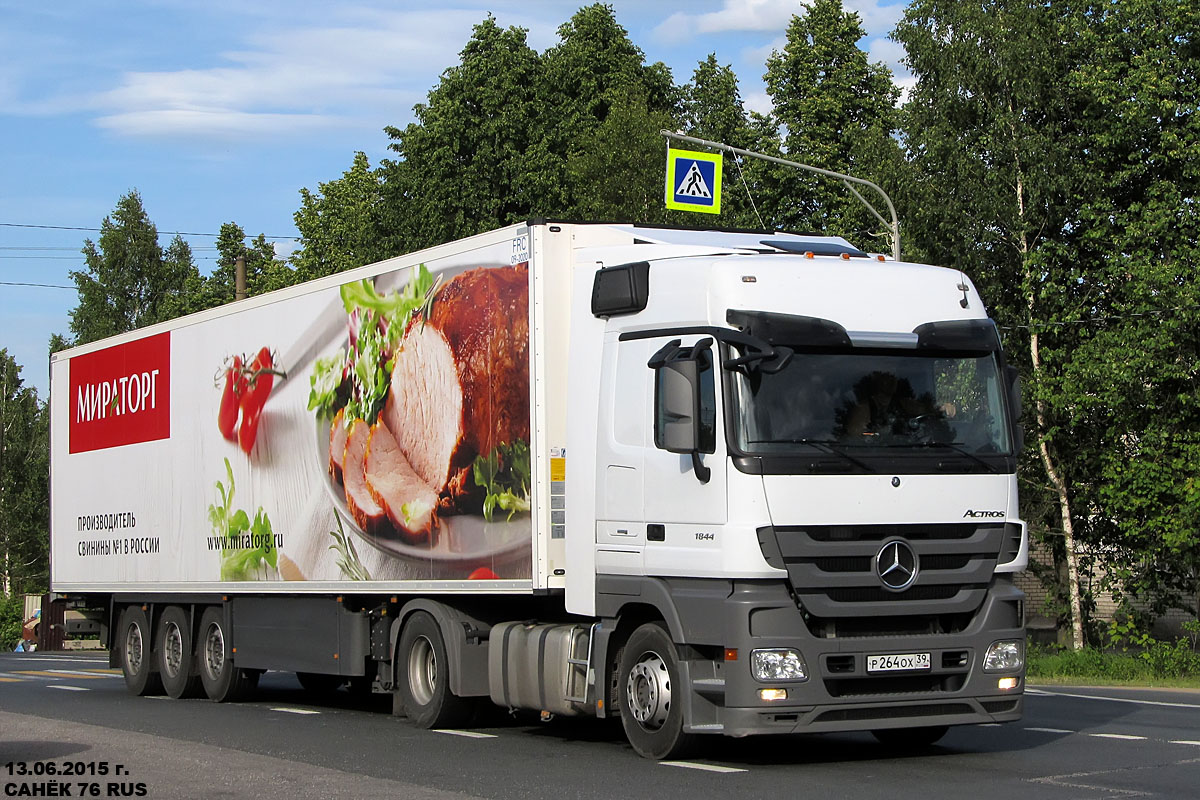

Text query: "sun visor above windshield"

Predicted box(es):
[727, 309, 852, 348]
[913, 319, 1001, 352]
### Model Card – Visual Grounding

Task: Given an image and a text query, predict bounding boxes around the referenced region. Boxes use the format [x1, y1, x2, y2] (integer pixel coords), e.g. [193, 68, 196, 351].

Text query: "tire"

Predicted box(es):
[872, 725, 949, 748]
[396, 611, 472, 728]
[156, 606, 202, 699]
[617, 622, 696, 760]
[197, 607, 258, 702]
[118, 606, 163, 696]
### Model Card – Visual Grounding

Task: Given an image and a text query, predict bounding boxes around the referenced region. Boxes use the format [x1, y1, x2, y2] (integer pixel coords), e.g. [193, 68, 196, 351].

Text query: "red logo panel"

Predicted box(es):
[69, 332, 171, 453]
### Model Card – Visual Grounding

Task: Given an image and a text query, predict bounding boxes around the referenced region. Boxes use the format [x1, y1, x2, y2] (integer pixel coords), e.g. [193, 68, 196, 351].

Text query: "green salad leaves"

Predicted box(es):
[208, 457, 278, 581]
[473, 440, 531, 522]
[307, 265, 436, 424]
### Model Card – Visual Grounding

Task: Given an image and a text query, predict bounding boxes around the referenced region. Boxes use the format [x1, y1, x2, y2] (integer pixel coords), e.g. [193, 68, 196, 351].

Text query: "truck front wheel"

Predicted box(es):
[118, 606, 162, 696]
[198, 607, 258, 702]
[396, 611, 471, 728]
[618, 622, 696, 760]
[156, 606, 202, 699]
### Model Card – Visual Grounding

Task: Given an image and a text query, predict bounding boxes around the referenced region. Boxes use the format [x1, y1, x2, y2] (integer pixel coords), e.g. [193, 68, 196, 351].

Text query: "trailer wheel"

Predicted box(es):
[198, 607, 258, 702]
[118, 606, 163, 696]
[397, 611, 471, 728]
[872, 725, 948, 748]
[156, 606, 202, 699]
[617, 622, 696, 760]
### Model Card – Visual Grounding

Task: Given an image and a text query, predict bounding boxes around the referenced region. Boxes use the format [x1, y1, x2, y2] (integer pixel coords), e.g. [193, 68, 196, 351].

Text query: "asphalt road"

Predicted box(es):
[2, 651, 1199, 799]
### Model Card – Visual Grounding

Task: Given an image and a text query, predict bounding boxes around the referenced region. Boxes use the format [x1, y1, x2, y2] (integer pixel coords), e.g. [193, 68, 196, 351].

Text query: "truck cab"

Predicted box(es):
[563, 226, 1026, 756]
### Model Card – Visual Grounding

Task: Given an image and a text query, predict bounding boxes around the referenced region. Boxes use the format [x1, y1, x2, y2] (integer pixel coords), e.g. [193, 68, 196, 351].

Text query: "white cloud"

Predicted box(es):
[743, 36, 788, 68]
[743, 90, 774, 116]
[86, 9, 523, 140]
[655, 0, 905, 41]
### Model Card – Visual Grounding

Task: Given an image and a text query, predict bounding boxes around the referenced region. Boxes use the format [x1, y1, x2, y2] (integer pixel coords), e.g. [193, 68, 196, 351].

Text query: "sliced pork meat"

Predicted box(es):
[365, 421, 438, 543]
[384, 263, 530, 510]
[328, 408, 347, 483]
[342, 418, 386, 534]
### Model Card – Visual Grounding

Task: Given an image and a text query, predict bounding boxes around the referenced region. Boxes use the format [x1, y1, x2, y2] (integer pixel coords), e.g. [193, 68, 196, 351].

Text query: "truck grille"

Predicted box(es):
[757, 523, 1006, 626]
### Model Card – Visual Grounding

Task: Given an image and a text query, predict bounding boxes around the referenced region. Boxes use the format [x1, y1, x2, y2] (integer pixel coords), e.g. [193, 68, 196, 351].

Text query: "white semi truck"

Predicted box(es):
[50, 221, 1027, 759]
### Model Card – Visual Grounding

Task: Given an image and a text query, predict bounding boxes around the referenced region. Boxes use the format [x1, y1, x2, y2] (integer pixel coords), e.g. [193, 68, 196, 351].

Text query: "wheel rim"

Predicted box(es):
[406, 635, 436, 707]
[203, 622, 225, 680]
[163, 621, 184, 678]
[626, 651, 671, 731]
[125, 622, 144, 676]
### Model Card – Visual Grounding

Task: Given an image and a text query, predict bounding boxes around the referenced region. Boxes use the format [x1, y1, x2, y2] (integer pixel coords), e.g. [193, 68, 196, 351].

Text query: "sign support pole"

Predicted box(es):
[661, 130, 901, 261]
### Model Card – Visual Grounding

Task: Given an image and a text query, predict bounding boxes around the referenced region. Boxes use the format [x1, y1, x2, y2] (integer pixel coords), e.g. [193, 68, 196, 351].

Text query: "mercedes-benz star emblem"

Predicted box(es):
[876, 540, 918, 591]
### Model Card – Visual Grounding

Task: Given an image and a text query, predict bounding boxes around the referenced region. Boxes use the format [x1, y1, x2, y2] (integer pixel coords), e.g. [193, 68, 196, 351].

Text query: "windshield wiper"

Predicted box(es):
[897, 441, 998, 473]
[789, 439, 874, 472]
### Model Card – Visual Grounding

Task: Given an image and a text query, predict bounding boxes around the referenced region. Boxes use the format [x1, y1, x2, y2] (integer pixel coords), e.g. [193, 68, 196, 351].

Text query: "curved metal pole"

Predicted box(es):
[661, 130, 901, 261]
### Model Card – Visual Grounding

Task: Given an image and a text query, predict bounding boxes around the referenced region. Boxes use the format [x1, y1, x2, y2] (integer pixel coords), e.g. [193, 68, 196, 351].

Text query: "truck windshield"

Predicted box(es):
[730, 349, 1013, 457]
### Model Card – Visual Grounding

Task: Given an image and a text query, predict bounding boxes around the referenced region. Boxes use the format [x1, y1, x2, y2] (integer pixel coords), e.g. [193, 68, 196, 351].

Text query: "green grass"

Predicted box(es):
[1028, 644, 1200, 689]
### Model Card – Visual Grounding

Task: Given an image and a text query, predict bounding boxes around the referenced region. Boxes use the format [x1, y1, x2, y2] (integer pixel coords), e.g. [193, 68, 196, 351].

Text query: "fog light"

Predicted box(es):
[984, 640, 1024, 672]
[759, 688, 788, 701]
[998, 677, 1020, 690]
[751, 648, 808, 681]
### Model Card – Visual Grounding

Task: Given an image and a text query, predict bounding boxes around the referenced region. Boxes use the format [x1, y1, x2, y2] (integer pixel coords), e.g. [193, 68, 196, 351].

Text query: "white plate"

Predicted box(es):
[314, 414, 530, 564]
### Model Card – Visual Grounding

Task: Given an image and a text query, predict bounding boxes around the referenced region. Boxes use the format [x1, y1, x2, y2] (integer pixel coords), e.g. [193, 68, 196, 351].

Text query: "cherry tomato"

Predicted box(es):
[242, 347, 275, 412]
[217, 355, 246, 442]
[238, 406, 261, 454]
[237, 347, 276, 454]
[468, 567, 499, 580]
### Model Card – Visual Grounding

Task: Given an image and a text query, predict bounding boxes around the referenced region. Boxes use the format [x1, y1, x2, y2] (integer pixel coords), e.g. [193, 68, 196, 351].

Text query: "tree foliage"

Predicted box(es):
[68, 191, 202, 345]
[291, 151, 389, 283]
[381, 17, 542, 250]
[0, 350, 48, 596]
[763, 0, 901, 244]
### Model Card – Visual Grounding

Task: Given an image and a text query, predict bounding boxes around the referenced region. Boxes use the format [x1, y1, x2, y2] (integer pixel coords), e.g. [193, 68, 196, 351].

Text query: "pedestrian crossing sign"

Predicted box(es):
[665, 148, 722, 214]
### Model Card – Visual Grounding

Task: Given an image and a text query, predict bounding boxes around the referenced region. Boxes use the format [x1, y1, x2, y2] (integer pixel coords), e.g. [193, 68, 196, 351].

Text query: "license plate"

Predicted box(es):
[867, 652, 931, 673]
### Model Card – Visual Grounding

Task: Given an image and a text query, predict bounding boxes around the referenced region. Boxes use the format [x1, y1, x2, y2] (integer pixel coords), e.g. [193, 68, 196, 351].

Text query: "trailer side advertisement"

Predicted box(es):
[52, 235, 534, 588]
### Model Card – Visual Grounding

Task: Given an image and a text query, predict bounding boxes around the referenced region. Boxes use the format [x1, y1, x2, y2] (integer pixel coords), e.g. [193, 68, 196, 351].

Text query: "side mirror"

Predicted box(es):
[650, 338, 712, 483]
[658, 358, 701, 453]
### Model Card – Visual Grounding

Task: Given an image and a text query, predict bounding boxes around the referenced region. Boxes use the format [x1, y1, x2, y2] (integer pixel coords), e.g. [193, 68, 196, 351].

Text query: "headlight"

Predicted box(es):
[751, 648, 808, 681]
[983, 640, 1024, 672]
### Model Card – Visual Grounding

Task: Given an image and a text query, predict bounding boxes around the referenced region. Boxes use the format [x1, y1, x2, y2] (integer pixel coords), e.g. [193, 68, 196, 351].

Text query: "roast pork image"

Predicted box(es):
[329, 262, 530, 546]
[343, 417, 387, 535]
[385, 262, 530, 512]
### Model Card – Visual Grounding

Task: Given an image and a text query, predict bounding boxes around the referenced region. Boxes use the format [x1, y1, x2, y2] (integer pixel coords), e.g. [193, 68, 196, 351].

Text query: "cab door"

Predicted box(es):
[641, 336, 728, 574]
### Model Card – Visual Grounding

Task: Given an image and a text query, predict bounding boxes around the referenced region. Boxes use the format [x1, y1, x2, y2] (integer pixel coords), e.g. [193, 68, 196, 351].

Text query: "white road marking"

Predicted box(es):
[660, 761, 747, 774]
[1088, 733, 1147, 741]
[979, 723, 1003, 727]
[1026, 727, 1074, 734]
[270, 707, 322, 715]
[433, 729, 498, 739]
[1027, 686, 1200, 709]
[47, 685, 89, 692]
[1170, 740, 1200, 746]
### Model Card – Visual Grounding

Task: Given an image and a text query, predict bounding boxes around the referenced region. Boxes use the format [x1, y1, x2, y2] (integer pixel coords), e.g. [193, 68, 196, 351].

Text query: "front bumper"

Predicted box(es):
[676, 577, 1026, 736]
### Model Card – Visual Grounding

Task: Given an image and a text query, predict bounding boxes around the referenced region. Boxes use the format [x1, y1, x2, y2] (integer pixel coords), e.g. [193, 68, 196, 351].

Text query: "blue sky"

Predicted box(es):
[1, 0, 908, 398]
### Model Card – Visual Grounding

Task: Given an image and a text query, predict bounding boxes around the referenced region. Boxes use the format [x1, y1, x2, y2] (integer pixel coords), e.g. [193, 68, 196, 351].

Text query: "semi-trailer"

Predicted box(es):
[50, 220, 1027, 759]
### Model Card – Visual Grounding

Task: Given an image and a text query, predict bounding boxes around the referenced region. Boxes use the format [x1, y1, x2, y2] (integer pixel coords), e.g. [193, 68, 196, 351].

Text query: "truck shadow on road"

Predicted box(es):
[0, 741, 92, 764]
